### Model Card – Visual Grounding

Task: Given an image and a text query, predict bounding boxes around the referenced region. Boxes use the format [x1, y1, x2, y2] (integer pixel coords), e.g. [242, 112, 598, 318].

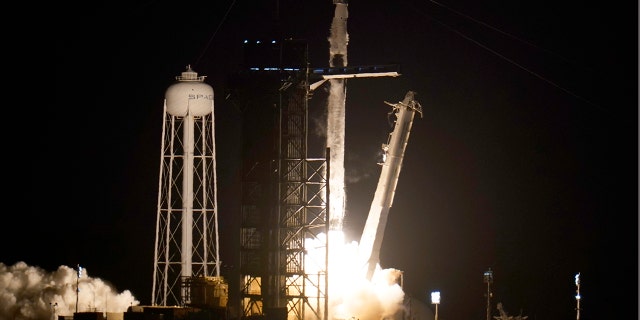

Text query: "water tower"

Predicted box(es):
[152, 65, 224, 307]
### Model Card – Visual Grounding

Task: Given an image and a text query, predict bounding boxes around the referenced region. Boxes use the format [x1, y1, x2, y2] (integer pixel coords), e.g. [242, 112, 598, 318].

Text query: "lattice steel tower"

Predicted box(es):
[232, 39, 329, 320]
[152, 66, 222, 307]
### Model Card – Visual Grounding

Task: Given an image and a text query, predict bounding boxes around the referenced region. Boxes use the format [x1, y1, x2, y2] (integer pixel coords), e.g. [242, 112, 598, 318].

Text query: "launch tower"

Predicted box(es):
[232, 38, 330, 320]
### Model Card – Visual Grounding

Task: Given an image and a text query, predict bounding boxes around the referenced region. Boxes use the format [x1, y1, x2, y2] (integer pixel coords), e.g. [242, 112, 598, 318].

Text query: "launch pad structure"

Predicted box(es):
[233, 38, 330, 320]
[150, 3, 412, 320]
[231, 36, 405, 320]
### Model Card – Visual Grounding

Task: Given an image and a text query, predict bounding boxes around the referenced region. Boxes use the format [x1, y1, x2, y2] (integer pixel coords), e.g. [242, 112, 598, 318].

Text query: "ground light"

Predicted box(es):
[431, 291, 440, 320]
[483, 268, 493, 320]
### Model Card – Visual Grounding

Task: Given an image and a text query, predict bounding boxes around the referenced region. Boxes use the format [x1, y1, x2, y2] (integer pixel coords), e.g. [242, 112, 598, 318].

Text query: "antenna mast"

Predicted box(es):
[575, 273, 581, 320]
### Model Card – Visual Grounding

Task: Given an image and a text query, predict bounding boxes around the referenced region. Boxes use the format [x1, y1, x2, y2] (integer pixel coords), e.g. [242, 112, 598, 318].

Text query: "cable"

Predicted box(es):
[404, 0, 606, 112]
[194, 0, 239, 67]
[428, 0, 591, 72]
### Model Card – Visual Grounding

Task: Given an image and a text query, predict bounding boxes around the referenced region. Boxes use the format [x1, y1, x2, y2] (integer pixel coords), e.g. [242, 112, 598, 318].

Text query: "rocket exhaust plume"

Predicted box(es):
[312, 3, 418, 320]
[327, 0, 349, 231]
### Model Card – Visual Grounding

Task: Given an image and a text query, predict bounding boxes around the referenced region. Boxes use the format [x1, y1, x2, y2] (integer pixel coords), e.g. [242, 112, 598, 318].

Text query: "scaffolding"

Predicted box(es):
[237, 39, 329, 320]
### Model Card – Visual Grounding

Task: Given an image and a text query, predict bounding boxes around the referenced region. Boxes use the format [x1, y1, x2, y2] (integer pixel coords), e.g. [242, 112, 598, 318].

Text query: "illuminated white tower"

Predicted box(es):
[152, 65, 221, 306]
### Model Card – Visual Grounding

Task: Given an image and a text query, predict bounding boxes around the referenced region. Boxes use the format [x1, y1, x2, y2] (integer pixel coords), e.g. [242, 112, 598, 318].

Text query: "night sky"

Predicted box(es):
[18, 1, 638, 319]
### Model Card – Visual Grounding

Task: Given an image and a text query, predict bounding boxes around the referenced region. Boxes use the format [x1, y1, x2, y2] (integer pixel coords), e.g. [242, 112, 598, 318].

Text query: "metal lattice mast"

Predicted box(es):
[238, 39, 329, 320]
[278, 81, 329, 320]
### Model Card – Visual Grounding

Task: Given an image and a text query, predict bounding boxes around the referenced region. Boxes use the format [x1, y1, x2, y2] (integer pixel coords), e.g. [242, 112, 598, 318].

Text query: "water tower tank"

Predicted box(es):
[165, 65, 214, 116]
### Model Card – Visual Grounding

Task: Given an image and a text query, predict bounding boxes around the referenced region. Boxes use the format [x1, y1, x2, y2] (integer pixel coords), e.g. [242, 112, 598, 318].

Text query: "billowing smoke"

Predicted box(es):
[0, 261, 139, 320]
[323, 235, 406, 320]
[334, 269, 406, 320]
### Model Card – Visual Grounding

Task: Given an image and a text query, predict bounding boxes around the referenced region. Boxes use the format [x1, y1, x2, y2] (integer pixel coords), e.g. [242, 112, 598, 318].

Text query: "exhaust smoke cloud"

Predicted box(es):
[0, 261, 139, 320]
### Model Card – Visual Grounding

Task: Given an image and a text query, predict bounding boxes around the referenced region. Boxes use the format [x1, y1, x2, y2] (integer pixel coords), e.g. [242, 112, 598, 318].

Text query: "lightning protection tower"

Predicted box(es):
[152, 65, 223, 307]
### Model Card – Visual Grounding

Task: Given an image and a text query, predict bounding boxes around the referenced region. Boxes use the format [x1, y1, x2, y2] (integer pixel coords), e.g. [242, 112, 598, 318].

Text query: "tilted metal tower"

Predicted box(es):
[152, 66, 222, 307]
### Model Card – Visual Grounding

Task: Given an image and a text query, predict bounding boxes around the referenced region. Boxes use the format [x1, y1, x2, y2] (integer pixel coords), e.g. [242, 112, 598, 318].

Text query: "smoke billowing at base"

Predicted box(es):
[0, 261, 139, 320]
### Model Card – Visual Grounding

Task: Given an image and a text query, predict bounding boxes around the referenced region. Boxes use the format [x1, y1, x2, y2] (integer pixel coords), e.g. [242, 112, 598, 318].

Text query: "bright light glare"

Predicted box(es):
[304, 230, 405, 320]
[431, 291, 441, 304]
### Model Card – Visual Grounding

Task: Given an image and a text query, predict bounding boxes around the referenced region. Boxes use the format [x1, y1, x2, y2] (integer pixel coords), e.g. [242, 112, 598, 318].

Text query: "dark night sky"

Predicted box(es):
[16, 0, 639, 319]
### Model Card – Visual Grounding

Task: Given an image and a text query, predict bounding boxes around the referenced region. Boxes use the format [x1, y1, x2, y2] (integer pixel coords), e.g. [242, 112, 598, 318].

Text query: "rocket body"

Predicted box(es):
[358, 91, 422, 280]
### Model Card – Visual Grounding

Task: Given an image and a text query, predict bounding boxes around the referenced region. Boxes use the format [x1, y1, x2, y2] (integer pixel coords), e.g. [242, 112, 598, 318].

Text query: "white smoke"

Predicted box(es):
[0, 261, 139, 320]
[327, 0, 349, 232]
[328, 79, 348, 229]
[317, 232, 406, 320]
[334, 263, 406, 320]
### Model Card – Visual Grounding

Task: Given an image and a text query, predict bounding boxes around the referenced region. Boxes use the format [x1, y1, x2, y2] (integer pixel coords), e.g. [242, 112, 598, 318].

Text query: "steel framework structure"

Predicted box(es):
[152, 99, 220, 307]
[238, 39, 329, 320]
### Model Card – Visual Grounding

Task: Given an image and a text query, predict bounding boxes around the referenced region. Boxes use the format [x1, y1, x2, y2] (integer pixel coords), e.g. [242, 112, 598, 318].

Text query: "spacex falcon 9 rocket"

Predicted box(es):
[358, 91, 422, 281]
